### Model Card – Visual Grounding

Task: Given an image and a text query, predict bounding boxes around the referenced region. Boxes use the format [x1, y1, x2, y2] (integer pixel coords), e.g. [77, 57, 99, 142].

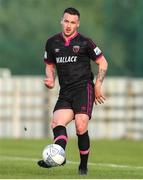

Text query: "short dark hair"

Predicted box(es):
[63, 7, 80, 18]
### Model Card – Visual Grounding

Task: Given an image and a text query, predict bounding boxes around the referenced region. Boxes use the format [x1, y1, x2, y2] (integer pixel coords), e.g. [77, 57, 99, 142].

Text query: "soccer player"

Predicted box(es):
[38, 7, 108, 175]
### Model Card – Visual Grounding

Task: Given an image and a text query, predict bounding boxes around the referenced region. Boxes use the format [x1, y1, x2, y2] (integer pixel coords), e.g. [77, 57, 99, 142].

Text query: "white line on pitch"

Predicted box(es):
[1, 155, 143, 170]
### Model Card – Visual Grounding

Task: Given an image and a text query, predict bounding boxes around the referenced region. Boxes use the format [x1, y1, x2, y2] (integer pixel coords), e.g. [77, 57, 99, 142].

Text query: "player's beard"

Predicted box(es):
[64, 28, 76, 37]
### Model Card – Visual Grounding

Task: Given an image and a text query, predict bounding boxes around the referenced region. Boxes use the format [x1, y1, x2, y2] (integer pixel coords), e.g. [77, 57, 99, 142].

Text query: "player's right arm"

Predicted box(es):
[44, 38, 56, 89]
[44, 63, 55, 89]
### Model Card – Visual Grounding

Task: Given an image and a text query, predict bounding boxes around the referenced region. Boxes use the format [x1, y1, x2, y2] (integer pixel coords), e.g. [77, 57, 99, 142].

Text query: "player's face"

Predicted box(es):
[61, 13, 80, 37]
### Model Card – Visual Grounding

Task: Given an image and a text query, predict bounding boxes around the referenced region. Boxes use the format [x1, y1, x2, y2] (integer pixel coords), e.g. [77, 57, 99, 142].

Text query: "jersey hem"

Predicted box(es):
[44, 59, 55, 65]
[95, 54, 103, 61]
[53, 107, 73, 113]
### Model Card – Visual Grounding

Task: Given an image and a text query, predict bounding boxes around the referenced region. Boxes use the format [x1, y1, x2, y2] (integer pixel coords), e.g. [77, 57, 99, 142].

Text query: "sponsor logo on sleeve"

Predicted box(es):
[44, 51, 47, 59]
[94, 47, 102, 55]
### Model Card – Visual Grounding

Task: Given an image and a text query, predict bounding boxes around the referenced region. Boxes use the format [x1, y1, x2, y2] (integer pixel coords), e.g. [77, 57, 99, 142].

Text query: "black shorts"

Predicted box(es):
[53, 81, 95, 119]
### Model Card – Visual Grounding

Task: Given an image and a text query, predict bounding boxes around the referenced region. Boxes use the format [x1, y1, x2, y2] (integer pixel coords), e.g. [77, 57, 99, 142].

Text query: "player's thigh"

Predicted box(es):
[51, 109, 74, 128]
[73, 82, 94, 119]
[75, 113, 89, 134]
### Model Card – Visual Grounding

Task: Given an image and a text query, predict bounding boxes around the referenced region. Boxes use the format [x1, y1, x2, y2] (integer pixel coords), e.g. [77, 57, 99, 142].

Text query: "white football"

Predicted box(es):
[42, 144, 66, 166]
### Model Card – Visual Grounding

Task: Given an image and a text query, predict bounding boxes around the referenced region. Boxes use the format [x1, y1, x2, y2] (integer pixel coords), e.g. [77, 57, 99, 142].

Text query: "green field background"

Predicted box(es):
[0, 139, 143, 179]
[1, 0, 143, 77]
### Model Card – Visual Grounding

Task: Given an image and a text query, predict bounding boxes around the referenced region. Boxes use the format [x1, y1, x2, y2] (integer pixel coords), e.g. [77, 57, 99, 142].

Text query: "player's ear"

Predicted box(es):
[60, 17, 63, 25]
[77, 21, 80, 27]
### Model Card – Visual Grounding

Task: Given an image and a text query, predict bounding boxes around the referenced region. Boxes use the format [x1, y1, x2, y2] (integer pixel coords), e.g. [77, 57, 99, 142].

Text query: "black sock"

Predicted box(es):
[53, 125, 68, 150]
[77, 131, 90, 169]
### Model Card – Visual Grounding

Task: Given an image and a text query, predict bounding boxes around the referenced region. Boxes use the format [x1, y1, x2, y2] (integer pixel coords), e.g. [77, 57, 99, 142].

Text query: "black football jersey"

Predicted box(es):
[44, 32, 103, 89]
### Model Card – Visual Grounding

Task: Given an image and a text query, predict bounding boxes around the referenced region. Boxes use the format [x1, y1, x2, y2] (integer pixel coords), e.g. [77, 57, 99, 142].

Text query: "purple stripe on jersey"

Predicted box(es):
[80, 149, 90, 155]
[87, 83, 90, 116]
[87, 83, 93, 117]
[88, 39, 96, 48]
[79, 33, 96, 48]
[54, 135, 68, 143]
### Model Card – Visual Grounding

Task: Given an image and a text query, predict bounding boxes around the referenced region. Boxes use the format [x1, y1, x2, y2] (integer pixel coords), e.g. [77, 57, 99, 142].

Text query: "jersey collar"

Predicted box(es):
[61, 31, 78, 46]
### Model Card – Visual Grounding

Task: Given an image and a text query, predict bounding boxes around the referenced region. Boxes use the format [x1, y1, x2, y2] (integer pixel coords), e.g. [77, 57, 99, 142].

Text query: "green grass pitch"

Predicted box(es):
[0, 138, 143, 179]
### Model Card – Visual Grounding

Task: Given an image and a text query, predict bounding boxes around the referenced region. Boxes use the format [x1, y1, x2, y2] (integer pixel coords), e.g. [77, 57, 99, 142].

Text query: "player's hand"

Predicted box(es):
[44, 78, 55, 89]
[94, 85, 106, 105]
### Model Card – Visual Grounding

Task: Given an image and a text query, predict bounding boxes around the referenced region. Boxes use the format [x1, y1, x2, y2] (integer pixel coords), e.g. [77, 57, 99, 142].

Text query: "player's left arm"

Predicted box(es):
[94, 55, 108, 105]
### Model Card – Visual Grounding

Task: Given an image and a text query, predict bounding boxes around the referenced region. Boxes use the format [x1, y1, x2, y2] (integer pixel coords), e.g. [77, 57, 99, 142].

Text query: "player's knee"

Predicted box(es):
[76, 124, 87, 135]
[51, 120, 57, 129]
[51, 119, 66, 129]
[75, 115, 88, 134]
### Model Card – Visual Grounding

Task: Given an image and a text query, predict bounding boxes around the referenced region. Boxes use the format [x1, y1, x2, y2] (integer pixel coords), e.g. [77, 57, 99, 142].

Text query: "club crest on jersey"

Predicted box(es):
[73, 45, 80, 53]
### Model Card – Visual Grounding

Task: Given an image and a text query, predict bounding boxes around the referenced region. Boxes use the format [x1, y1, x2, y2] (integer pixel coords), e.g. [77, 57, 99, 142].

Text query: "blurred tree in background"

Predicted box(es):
[0, 0, 143, 76]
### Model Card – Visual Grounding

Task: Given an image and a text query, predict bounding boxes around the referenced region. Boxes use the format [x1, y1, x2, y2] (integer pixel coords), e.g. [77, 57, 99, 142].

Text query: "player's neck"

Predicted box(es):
[62, 31, 78, 41]
[62, 31, 78, 46]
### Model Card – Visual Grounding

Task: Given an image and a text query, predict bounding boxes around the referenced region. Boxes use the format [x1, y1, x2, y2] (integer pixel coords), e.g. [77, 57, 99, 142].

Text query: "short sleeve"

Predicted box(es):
[87, 39, 103, 61]
[44, 39, 55, 64]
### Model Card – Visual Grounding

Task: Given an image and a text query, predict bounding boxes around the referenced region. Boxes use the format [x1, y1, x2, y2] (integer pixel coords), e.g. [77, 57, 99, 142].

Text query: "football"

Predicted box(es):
[42, 144, 66, 166]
